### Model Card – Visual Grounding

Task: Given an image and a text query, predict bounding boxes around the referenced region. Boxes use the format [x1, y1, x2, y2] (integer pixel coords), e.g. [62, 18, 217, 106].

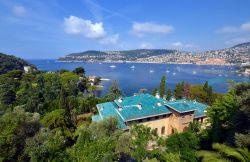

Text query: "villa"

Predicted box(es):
[92, 93, 208, 136]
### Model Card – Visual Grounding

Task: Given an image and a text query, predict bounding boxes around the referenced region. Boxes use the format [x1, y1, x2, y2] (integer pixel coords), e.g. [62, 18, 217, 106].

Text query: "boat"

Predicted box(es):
[166, 70, 170, 73]
[149, 70, 154, 73]
[109, 65, 116, 68]
[100, 78, 110, 81]
[177, 66, 181, 72]
[192, 71, 197, 74]
[173, 72, 176, 75]
[130, 65, 135, 69]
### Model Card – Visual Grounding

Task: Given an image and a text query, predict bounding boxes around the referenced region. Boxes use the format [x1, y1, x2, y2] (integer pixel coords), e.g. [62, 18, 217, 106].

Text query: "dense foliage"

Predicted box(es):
[152, 78, 221, 105]
[0, 60, 249, 161]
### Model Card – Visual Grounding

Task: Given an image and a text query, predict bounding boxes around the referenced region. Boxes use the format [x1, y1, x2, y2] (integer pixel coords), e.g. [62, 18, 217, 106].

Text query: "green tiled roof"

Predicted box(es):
[193, 102, 208, 118]
[92, 115, 101, 122]
[91, 94, 208, 129]
[165, 99, 208, 117]
[95, 102, 127, 129]
[114, 94, 171, 121]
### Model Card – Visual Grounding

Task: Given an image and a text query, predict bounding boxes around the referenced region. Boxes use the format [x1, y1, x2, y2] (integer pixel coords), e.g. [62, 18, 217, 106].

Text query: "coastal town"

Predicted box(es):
[58, 42, 250, 66]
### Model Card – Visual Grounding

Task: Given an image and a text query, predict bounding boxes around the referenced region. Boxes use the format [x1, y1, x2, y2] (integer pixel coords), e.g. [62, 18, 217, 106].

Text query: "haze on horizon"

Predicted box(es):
[0, 0, 250, 59]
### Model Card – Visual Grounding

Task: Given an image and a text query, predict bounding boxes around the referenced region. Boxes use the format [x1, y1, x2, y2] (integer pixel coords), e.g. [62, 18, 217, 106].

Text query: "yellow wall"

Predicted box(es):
[140, 116, 170, 136]
[127, 112, 206, 136]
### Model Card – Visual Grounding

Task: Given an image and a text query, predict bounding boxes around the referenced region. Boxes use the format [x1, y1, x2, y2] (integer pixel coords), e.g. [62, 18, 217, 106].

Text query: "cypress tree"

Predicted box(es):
[166, 88, 172, 100]
[174, 82, 184, 99]
[159, 76, 166, 97]
[151, 88, 158, 96]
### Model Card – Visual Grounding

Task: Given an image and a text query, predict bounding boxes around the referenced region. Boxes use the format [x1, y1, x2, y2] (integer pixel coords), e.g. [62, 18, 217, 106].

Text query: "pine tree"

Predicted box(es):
[174, 82, 184, 99]
[107, 80, 122, 100]
[73, 66, 85, 76]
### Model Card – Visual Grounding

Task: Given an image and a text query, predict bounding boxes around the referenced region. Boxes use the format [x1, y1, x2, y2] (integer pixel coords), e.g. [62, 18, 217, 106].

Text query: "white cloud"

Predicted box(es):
[184, 44, 199, 48]
[170, 42, 199, 49]
[171, 42, 183, 47]
[218, 22, 250, 33]
[12, 5, 27, 17]
[131, 22, 174, 37]
[64, 15, 106, 39]
[241, 22, 250, 31]
[225, 37, 250, 45]
[140, 42, 152, 49]
[64, 15, 119, 45]
[100, 34, 119, 45]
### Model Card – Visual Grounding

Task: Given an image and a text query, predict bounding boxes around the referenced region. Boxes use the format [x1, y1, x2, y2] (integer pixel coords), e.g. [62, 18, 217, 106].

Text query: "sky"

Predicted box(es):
[0, 0, 250, 59]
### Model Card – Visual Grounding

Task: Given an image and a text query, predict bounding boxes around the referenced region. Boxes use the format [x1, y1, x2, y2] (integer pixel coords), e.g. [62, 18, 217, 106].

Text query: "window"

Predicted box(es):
[155, 116, 159, 119]
[147, 118, 150, 121]
[183, 126, 188, 132]
[154, 128, 158, 134]
[138, 119, 142, 123]
[163, 114, 167, 118]
[201, 118, 203, 123]
[171, 128, 175, 134]
[161, 126, 165, 135]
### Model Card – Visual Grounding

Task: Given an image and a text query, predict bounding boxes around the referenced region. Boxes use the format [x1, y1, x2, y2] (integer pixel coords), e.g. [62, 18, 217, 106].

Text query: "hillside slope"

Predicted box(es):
[58, 49, 177, 62]
[0, 53, 36, 74]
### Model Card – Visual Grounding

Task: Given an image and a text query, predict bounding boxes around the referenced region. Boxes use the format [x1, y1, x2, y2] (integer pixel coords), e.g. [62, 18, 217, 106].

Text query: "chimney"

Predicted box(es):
[155, 91, 160, 98]
[157, 102, 162, 107]
[118, 98, 123, 103]
[137, 104, 142, 110]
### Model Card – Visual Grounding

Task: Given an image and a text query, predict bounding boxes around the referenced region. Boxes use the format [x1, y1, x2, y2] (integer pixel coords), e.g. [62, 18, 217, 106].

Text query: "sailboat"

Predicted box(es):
[177, 66, 181, 72]
[130, 65, 135, 69]
[109, 65, 116, 68]
[149, 69, 154, 73]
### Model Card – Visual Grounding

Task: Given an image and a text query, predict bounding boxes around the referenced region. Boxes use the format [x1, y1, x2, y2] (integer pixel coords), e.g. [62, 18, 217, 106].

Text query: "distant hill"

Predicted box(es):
[58, 49, 177, 62]
[58, 42, 250, 65]
[68, 50, 108, 56]
[0, 53, 36, 74]
[232, 42, 250, 48]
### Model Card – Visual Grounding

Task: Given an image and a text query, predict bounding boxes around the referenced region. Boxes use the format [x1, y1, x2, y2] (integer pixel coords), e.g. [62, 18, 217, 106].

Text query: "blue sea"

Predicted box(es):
[28, 60, 250, 96]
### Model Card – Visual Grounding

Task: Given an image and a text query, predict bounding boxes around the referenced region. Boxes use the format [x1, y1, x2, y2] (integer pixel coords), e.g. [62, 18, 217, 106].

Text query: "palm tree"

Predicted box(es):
[198, 143, 250, 162]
